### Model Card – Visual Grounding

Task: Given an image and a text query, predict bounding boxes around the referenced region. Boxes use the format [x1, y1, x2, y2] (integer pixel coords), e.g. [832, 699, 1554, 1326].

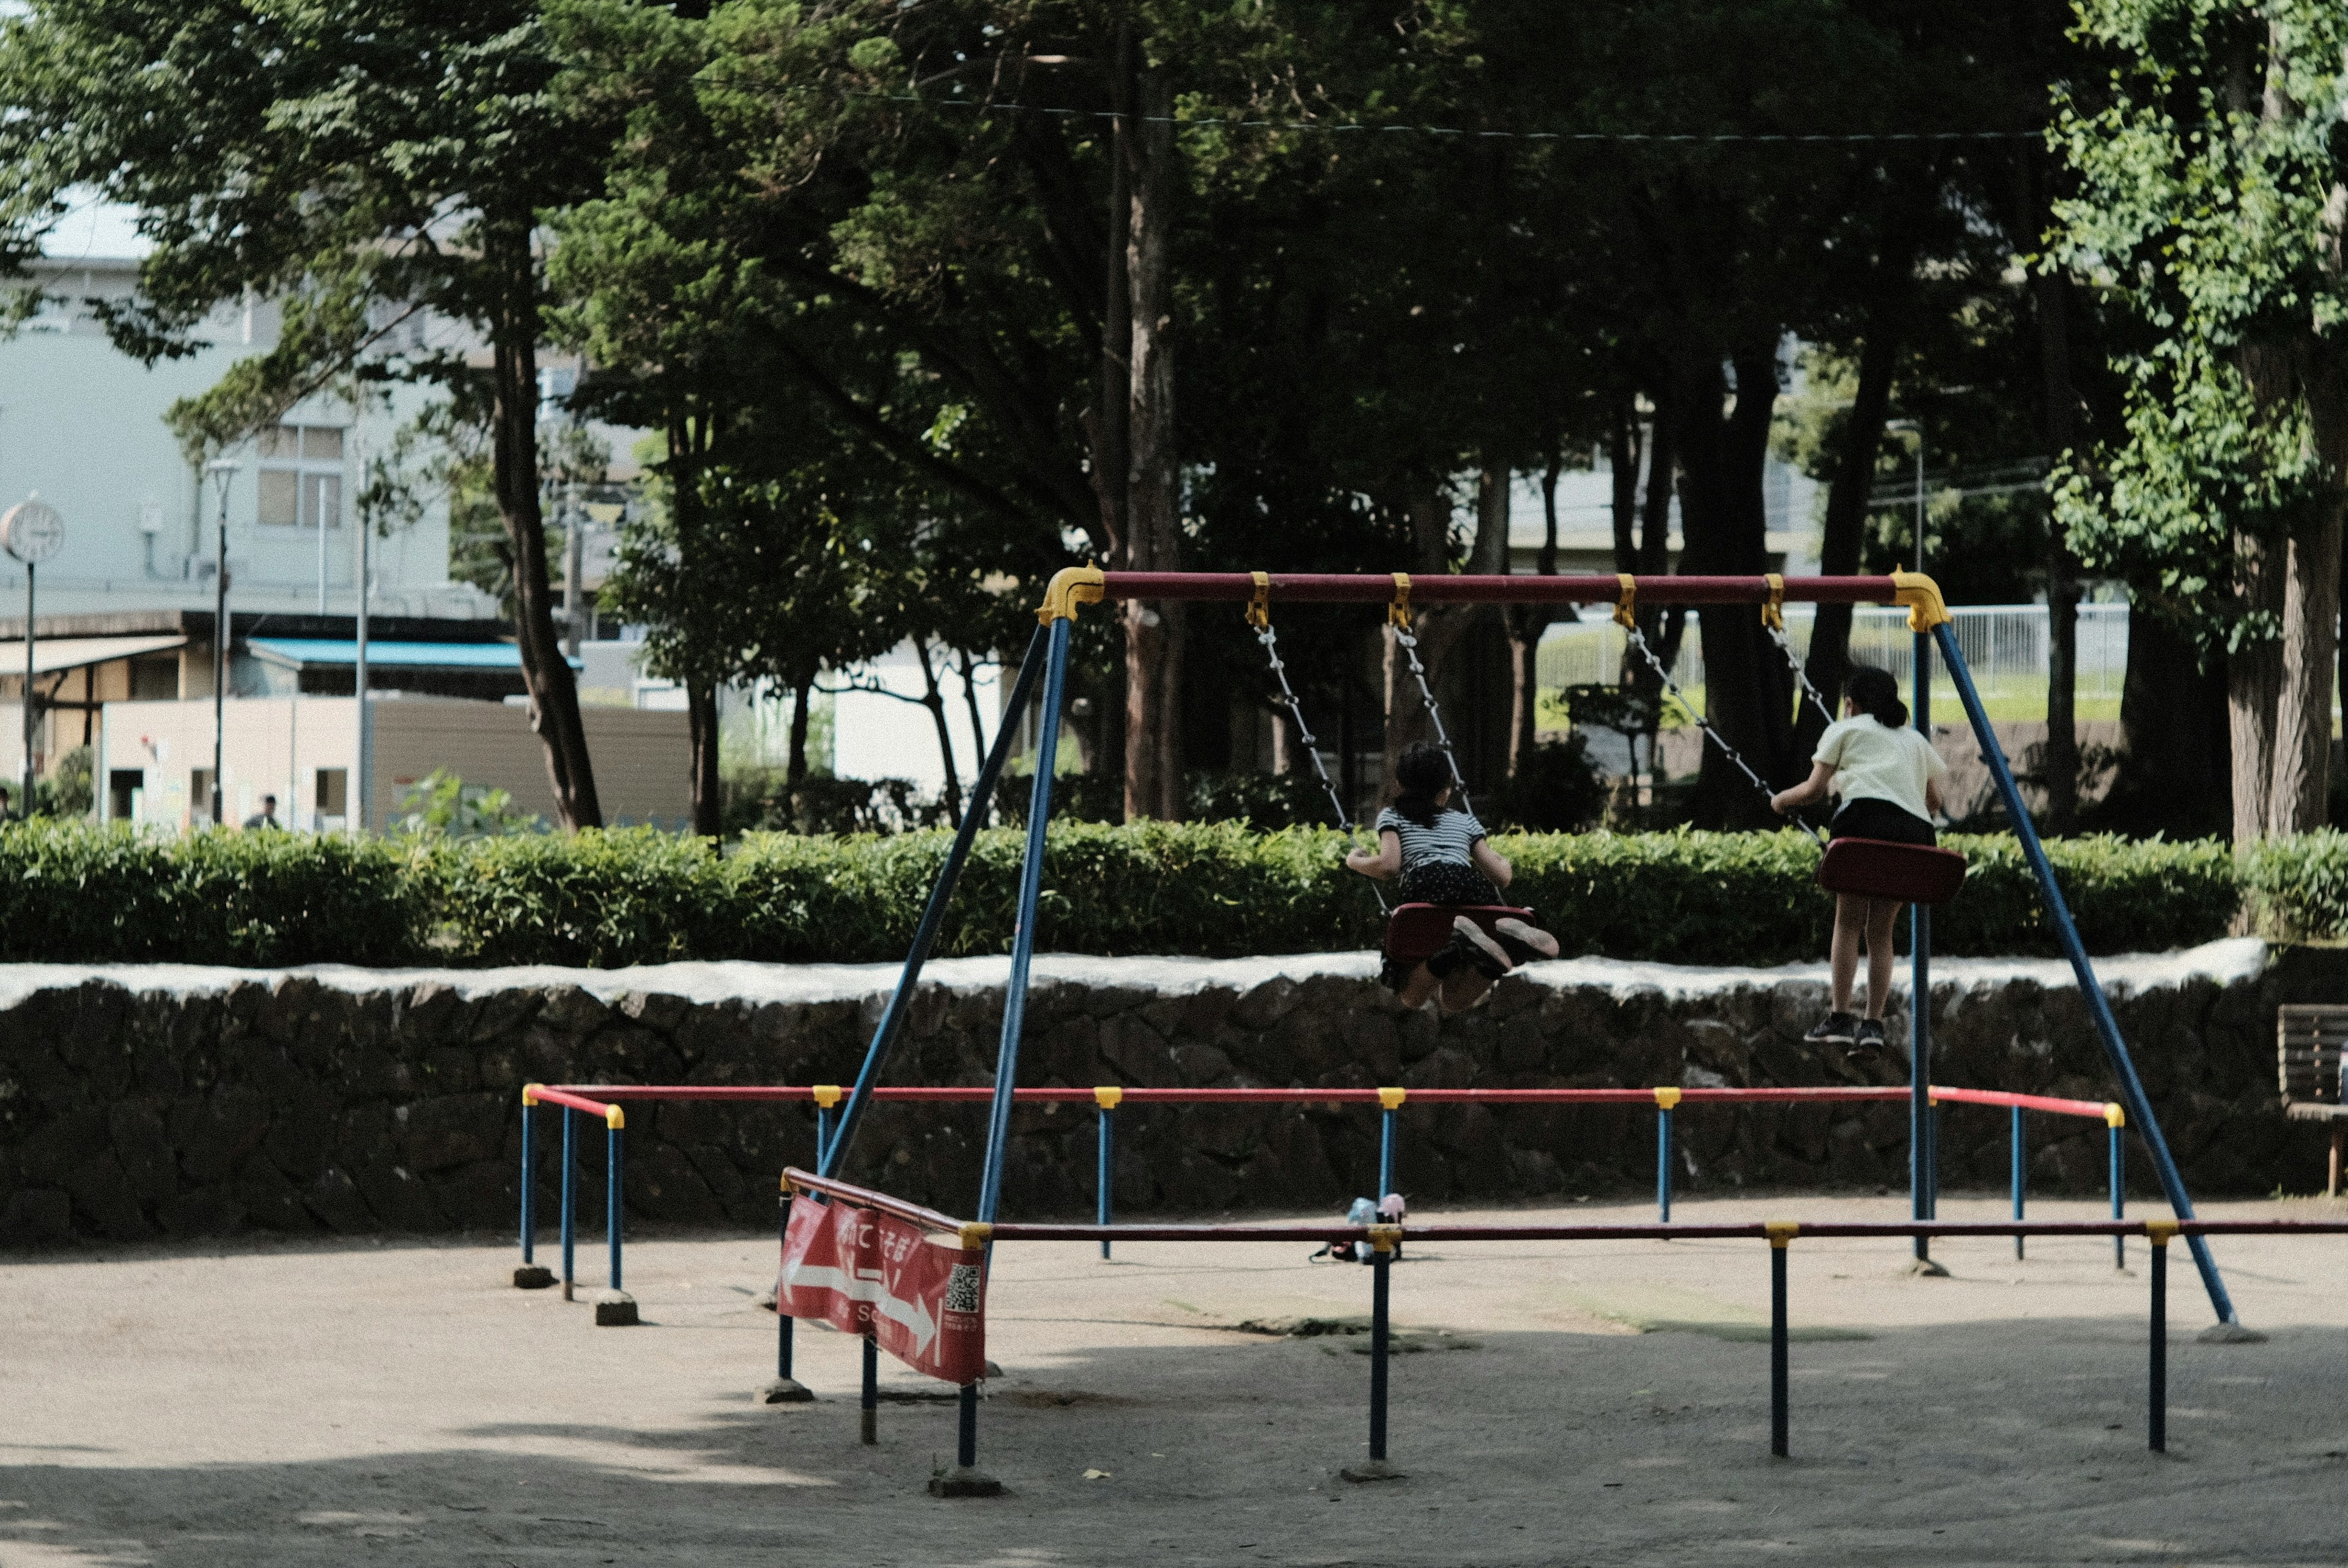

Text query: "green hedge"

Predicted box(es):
[0, 819, 2263, 968]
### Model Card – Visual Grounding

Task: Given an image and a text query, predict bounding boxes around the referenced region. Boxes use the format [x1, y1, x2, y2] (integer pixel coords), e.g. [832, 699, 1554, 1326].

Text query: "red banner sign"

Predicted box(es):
[778, 1196, 988, 1385]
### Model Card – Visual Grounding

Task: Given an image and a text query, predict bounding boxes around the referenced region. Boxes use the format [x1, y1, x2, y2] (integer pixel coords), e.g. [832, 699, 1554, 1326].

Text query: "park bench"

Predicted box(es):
[2277, 1004, 2348, 1197]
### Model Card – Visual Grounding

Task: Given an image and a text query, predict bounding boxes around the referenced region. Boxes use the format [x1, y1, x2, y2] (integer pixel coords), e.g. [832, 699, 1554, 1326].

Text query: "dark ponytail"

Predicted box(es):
[1846, 665, 1908, 729]
[1390, 742, 1457, 828]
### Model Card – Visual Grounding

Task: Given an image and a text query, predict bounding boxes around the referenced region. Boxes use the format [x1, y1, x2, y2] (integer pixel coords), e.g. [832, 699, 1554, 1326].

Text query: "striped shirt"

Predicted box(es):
[1375, 805, 1486, 872]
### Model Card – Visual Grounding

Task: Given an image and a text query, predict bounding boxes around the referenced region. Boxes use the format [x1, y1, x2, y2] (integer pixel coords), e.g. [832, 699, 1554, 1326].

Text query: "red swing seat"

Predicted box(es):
[1383, 904, 1538, 967]
[1816, 837, 1966, 905]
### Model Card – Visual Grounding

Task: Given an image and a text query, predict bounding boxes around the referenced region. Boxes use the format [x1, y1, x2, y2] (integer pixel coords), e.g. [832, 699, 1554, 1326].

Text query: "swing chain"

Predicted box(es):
[1765, 619, 1840, 729]
[1620, 620, 1823, 842]
[1252, 620, 1359, 837]
[1391, 622, 1473, 815]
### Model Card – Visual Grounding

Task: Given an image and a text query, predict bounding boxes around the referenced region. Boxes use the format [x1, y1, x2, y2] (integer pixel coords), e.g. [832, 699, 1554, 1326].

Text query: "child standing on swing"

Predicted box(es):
[1770, 666, 1947, 1055]
[1346, 742, 1559, 1010]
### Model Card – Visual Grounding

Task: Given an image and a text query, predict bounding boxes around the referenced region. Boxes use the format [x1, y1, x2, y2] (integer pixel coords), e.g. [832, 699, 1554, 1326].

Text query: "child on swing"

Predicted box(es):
[1346, 742, 1559, 1011]
[1770, 664, 1947, 1055]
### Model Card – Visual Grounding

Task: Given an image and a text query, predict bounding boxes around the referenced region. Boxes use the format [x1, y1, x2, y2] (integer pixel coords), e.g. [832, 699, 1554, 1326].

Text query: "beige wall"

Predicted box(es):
[96, 696, 689, 830]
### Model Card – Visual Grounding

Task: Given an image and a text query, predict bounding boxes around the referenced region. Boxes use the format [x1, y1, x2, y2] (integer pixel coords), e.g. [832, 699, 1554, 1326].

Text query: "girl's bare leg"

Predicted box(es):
[1864, 899, 1902, 1020]
[1398, 963, 1442, 1009]
[1829, 894, 1864, 1014]
[1439, 969, 1494, 1014]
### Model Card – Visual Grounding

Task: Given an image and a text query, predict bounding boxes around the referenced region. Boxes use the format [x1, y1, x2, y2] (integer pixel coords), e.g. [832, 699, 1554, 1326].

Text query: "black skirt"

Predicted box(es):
[1396, 860, 1505, 907]
[1829, 797, 1936, 847]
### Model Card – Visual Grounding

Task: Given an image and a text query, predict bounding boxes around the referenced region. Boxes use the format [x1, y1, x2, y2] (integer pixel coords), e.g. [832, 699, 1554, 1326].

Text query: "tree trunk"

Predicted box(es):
[1383, 487, 1471, 784]
[1120, 61, 1183, 821]
[2105, 606, 2229, 838]
[1510, 443, 1565, 771]
[489, 279, 601, 831]
[2269, 498, 2343, 834]
[956, 644, 991, 825]
[1796, 295, 1905, 760]
[2032, 236, 2083, 835]
[1609, 401, 1641, 575]
[915, 635, 964, 826]
[687, 678, 721, 837]
[788, 674, 816, 787]
[1672, 346, 1789, 826]
[2228, 530, 2286, 845]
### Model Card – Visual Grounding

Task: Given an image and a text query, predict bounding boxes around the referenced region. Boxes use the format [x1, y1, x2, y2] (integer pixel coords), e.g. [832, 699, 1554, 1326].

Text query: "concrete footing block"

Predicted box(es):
[593, 1290, 639, 1326]
[929, 1466, 1004, 1498]
[1340, 1459, 1405, 1483]
[512, 1265, 556, 1290]
[757, 1378, 814, 1404]
[1905, 1257, 1951, 1278]
[2198, 1319, 2267, 1344]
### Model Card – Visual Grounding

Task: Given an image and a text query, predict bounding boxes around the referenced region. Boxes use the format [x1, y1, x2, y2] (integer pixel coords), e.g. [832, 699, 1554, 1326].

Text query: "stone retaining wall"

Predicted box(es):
[0, 942, 2337, 1245]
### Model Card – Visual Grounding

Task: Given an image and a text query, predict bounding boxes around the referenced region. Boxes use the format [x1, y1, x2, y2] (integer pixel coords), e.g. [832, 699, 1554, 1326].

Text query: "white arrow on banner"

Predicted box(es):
[783, 1256, 938, 1356]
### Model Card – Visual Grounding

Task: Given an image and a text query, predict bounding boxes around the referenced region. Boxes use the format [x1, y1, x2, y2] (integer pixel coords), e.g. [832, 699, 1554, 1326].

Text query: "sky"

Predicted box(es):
[39, 197, 150, 262]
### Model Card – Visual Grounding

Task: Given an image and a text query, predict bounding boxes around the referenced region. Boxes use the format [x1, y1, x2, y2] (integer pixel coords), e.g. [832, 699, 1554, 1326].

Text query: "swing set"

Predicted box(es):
[715, 564, 2251, 1486]
[1243, 567, 1970, 966]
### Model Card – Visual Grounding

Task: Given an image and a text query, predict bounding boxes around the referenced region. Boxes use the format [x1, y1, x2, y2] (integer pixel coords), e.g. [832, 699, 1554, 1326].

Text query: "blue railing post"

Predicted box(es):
[2148, 1223, 2171, 1451]
[607, 1115, 624, 1292]
[2011, 1104, 2026, 1261]
[813, 1084, 842, 1172]
[520, 1092, 536, 1264]
[1768, 1223, 1796, 1457]
[1655, 1087, 1680, 1224]
[1095, 1088, 1121, 1262]
[560, 1107, 577, 1301]
[2110, 1108, 2127, 1271]
[1377, 1088, 1404, 1199]
[761, 1185, 811, 1403]
[1933, 619, 2239, 1327]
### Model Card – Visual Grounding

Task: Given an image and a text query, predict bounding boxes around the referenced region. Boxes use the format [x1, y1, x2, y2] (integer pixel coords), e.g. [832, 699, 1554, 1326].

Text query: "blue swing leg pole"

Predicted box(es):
[1096, 1101, 1115, 1262]
[560, 1107, 576, 1301]
[1657, 1105, 1674, 1224]
[822, 625, 1052, 1183]
[1933, 619, 2239, 1327]
[945, 608, 1074, 1496]
[2012, 1105, 2026, 1261]
[1910, 626, 1935, 1265]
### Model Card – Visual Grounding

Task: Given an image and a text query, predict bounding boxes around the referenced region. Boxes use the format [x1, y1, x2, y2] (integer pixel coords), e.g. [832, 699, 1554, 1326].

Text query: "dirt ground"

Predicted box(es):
[6, 1192, 2347, 1567]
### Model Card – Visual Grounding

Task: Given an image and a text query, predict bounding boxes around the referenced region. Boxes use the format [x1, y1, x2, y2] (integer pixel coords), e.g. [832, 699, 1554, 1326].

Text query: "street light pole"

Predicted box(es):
[205, 460, 239, 826]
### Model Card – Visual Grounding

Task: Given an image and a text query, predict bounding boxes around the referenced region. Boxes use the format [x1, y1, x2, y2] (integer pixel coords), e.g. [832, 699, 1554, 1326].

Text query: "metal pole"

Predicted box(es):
[1096, 1103, 1115, 1261]
[973, 616, 1071, 1228]
[822, 625, 1050, 1180]
[2111, 1119, 2127, 1271]
[2012, 1105, 2026, 1261]
[520, 1099, 536, 1266]
[777, 1195, 794, 1381]
[1770, 1230, 1792, 1457]
[860, 1332, 879, 1445]
[211, 473, 230, 826]
[1657, 1107, 1674, 1224]
[2149, 1230, 2168, 1452]
[560, 1108, 575, 1300]
[355, 496, 371, 833]
[957, 1383, 980, 1468]
[607, 1120, 623, 1292]
[815, 1106, 832, 1171]
[1932, 621, 2239, 1327]
[1911, 627, 1934, 1262]
[1379, 1106, 1397, 1200]
[19, 560, 32, 817]
[1368, 1240, 1392, 1462]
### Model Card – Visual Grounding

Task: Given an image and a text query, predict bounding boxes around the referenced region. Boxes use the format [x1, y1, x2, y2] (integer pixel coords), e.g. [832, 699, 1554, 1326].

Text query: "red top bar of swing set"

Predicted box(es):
[1093, 571, 1910, 606]
[549, 1082, 2119, 1121]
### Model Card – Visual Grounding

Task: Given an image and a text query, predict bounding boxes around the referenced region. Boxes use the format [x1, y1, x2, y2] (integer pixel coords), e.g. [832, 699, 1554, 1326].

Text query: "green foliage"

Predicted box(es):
[396, 769, 547, 839]
[2244, 830, 2348, 941]
[1489, 738, 1609, 834]
[0, 819, 2262, 968]
[0, 822, 421, 965]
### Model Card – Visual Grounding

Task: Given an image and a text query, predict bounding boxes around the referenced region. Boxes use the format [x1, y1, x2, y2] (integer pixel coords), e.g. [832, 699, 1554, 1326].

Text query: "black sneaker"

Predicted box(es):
[1852, 1019, 1888, 1054]
[1804, 1012, 1858, 1045]
[1450, 919, 1513, 979]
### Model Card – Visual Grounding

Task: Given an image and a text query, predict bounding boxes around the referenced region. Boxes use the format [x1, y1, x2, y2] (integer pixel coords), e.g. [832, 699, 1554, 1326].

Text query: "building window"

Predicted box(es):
[109, 769, 142, 822]
[315, 767, 348, 818]
[256, 424, 344, 529]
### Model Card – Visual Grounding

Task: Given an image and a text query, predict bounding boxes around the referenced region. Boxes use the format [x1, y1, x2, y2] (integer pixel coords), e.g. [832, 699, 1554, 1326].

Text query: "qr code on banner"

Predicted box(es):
[945, 1263, 982, 1315]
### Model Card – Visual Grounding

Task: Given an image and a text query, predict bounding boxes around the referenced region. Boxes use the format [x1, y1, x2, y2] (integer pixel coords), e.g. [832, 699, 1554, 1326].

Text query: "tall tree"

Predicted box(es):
[2052, 0, 2348, 847]
[0, 0, 611, 828]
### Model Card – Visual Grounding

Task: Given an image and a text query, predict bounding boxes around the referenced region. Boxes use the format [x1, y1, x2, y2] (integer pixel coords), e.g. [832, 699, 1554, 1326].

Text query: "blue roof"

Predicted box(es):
[247, 638, 583, 671]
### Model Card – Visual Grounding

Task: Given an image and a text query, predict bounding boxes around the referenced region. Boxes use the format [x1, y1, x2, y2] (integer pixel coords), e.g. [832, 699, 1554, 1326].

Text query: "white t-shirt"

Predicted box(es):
[1814, 715, 1947, 822]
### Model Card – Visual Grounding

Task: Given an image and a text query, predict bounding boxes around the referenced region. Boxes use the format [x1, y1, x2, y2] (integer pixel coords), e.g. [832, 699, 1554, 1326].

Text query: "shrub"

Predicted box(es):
[0, 818, 2263, 968]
